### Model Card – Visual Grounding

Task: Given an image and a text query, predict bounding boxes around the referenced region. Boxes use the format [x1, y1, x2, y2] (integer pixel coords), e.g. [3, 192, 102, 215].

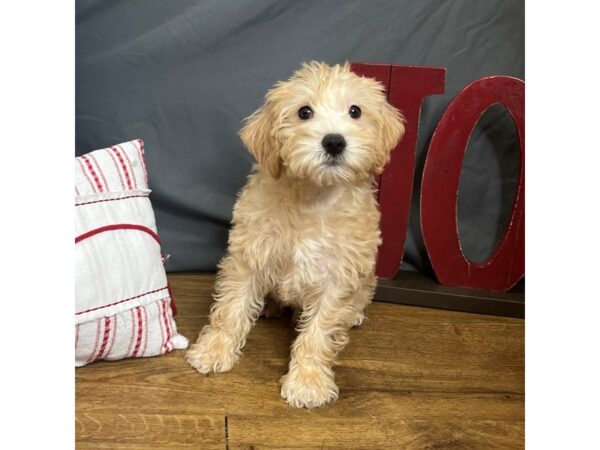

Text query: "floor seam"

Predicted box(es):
[224, 415, 229, 450]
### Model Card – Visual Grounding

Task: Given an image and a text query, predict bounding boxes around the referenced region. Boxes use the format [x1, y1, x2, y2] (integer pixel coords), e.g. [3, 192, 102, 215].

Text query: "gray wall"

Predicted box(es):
[76, 0, 524, 274]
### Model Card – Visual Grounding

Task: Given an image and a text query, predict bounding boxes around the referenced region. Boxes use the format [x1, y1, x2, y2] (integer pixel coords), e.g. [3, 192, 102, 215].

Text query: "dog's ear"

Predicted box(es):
[373, 102, 406, 175]
[240, 103, 282, 178]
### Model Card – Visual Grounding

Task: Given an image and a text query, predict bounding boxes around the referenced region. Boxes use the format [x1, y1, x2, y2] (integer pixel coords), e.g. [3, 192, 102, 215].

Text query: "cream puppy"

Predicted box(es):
[186, 61, 405, 408]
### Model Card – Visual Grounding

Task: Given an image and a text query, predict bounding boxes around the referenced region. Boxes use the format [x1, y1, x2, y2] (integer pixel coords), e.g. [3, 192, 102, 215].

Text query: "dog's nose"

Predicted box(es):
[322, 134, 346, 157]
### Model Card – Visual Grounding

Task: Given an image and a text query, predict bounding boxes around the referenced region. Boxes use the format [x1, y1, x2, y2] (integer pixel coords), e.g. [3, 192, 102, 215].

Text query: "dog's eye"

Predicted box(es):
[349, 105, 362, 119]
[298, 106, 313, 120]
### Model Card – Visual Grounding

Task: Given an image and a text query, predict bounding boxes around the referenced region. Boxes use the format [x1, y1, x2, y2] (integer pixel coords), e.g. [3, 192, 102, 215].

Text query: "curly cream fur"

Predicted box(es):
[186, 61, 405, 408]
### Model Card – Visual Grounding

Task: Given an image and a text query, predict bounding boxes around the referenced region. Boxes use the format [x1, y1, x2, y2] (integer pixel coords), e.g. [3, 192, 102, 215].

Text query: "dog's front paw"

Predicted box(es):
[185, 326, 239, 374]
[280, 367, 339, 409]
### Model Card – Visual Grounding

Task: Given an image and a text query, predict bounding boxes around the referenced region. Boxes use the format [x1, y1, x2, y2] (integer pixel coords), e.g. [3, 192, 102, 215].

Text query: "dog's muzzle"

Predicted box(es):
[322, 134, 346, 157]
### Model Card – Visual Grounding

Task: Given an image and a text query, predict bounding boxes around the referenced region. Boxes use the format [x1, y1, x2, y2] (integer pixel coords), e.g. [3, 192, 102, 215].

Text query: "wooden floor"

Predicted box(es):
[76, 273, 524, 449]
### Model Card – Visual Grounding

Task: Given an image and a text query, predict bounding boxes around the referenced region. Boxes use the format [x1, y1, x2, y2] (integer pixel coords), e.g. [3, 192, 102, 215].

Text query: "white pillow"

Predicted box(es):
[75, 139, 187, 367]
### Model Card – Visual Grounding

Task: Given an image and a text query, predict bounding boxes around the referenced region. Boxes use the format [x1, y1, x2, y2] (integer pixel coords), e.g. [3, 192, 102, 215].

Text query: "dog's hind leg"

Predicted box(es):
[348, 274, 376, 328]
[186, 255, 267, 374]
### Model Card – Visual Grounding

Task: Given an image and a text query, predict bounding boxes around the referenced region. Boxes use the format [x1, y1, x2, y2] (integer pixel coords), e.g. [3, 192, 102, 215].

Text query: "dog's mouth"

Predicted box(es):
[323, 155, 343, 168]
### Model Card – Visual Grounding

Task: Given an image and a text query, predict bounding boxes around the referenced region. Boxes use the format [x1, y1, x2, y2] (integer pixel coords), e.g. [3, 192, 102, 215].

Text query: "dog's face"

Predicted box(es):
[240, 62, 405, 185]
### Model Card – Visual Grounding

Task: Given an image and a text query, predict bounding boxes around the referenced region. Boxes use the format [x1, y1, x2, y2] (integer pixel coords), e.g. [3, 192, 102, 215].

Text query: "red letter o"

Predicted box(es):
[420, 76, 524, 291]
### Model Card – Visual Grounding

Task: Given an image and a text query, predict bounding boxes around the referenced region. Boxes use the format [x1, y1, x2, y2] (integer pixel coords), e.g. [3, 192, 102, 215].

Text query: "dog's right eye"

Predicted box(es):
[298, 106, 313, 120]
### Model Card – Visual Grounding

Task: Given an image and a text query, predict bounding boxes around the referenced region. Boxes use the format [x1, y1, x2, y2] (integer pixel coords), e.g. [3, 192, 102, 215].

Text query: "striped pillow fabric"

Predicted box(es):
[75, 139, 188, 367]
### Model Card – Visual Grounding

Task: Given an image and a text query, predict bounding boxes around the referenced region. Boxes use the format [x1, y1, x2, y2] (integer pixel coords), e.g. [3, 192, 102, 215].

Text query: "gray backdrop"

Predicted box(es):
[76, 0, 524, 275]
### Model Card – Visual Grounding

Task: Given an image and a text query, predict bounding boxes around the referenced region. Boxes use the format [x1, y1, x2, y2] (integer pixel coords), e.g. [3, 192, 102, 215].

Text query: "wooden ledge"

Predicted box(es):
[375, 271, 524, 318]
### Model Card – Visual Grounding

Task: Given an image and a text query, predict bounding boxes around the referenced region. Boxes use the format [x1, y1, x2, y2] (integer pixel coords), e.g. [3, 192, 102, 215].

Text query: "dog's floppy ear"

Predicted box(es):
[373, 102, 406, 175]
[240, 103, 282, 178]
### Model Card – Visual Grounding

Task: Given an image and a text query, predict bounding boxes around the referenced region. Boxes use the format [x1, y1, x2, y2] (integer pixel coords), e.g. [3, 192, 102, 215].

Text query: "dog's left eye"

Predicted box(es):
[349, 105, 362, 119]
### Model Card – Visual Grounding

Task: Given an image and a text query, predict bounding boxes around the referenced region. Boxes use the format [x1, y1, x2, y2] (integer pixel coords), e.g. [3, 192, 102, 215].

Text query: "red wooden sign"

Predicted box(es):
[351, 63, 524, 292]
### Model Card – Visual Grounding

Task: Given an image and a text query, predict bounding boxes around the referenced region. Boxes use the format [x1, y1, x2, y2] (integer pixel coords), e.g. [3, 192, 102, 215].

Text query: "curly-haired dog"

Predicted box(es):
[186, 61, 405, 408]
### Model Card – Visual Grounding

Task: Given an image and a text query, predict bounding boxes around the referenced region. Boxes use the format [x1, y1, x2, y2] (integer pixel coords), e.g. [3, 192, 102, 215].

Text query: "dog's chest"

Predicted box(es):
[272, 208, 377, 300]
[275, 225, 341, 301]
[231, 175, 380, 299]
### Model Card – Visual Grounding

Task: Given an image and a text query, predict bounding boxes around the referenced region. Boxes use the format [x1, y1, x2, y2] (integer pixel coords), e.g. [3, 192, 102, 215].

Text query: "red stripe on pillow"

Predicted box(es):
[81, 155, 104, 192]
[77, 158, 98, 193]
[160, 299, 170, 353]
[95, 317, 111, 361]
[75, 223, 161, 245]
[156, 301, 165, 354]
[75, 285, 168, 316]
[132, 307, 143, 357]
[119, 144, 139, 189]
[136, 139, 149, 186]
[126, 309, 136, 357]
[75, 194, 148, 207]
[165, 299, 173, 352]
[106, 315, 118, 358]
[86, 320, 102, 364]
[141, 306, 149, 357]
[90, 154, 109, 192]
[108, 148, 127, 191]
[111, 146, 133, 189]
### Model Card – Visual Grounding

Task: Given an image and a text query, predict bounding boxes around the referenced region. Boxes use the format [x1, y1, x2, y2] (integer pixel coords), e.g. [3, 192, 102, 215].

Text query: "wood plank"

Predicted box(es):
[77, 363, 522, 420]
[77, 317, 523, 417]
[76, 412, 224, 449]
[77, 273, 524, 449]
[227, 416, 524, 449]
